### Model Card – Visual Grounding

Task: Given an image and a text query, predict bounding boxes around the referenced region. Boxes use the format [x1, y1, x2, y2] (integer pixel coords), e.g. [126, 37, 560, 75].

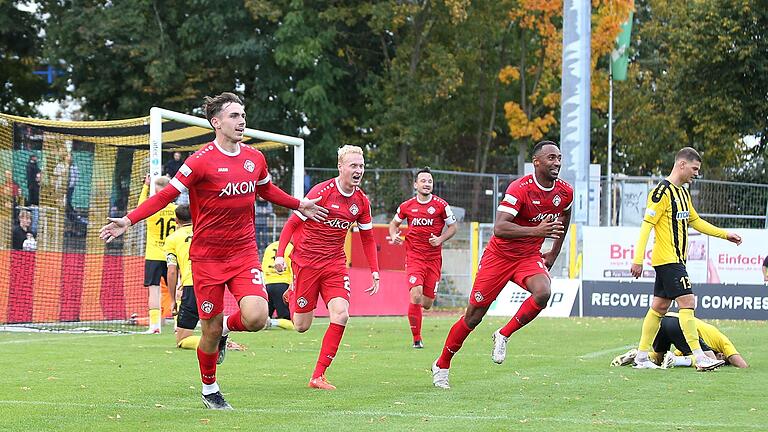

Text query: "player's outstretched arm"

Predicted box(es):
[388, 217, 403, 245]
[99, 216, 132, 243]
[298, 196, 328, 222]
[542, 209, 572, 269]
[725, 353, 749, 368]
[101, 183, 181, 243]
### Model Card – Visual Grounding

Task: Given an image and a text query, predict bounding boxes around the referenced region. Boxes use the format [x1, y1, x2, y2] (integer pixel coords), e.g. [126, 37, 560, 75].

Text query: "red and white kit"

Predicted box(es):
[394, 195, 456, 298]
[282, 178, 379, 313]
[128, 141, 300, 319]
[470, 174, 573, 307]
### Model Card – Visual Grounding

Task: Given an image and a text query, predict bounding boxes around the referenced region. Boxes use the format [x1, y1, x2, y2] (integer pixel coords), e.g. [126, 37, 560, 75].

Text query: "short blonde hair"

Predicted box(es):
[337, 145, 364, 165]
[154, 176, 170, 187]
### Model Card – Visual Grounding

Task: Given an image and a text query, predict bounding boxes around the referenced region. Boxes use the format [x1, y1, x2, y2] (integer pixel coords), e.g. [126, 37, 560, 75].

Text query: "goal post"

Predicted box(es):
[149, 107, 305, 198]
[0, 109, 305, 333]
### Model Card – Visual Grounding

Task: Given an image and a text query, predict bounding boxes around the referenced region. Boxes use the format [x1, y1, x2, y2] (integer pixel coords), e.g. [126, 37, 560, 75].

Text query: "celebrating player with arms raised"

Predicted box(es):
[432, 141, 573, 389]
[388, 167, 457, 348]
[99, 92, 327, 409]
[276, 145, 380, 390]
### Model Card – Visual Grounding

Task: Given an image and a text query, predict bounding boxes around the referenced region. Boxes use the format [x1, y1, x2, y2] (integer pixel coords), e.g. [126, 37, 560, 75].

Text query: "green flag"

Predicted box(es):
[611, 12, 633, 81]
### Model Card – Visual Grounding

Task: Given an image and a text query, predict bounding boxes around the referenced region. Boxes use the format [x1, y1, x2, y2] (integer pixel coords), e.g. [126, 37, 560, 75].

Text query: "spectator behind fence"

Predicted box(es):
[12, 209, 36, 251]
[163, 151, 184, 178]
[26, 155, 40, 205]
[2, 170, 21, 221]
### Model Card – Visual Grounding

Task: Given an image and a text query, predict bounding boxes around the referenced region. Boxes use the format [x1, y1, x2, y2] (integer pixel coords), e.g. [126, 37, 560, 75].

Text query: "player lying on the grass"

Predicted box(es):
[275, 145, 380, 390]
[100, 92, 327, 410]
[630, 147, 742, 372]
[388, 167, 457, 349]
[611, 312, 749, 369]
[431, 141, 573, 389]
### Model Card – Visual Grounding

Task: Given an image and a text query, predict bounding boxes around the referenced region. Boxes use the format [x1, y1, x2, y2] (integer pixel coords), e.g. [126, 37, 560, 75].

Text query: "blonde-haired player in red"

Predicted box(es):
[431, 141, 573, 389]
[99, 92, 327, 410]
[388, 167, 457, 348]
[275, 145, 380, 390]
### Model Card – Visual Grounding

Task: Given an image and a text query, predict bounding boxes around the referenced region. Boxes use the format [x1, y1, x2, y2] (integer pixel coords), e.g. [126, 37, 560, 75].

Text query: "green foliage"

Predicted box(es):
[0, 1, 48, 116]
[609, 0, 768, 179]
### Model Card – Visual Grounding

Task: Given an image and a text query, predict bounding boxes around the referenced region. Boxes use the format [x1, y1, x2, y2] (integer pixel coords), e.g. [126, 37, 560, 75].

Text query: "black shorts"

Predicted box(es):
[652, 315, 711, 355]
[176, 285, 199, 330]
[144, 260, 167, 286]
[653, 263, 692, 299]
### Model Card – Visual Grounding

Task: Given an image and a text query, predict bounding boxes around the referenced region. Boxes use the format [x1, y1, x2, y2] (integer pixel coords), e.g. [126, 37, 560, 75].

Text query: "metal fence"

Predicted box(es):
[606, 176, 768, 228]
[306, 168, 516, 224]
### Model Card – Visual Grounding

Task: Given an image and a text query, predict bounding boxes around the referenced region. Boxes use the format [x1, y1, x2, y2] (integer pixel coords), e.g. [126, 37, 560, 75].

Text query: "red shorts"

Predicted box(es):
[291, 262, 350, 314]
[191, 253, 267, 320]
[469, 249, 549, 307]
[406, 257, 442, 299]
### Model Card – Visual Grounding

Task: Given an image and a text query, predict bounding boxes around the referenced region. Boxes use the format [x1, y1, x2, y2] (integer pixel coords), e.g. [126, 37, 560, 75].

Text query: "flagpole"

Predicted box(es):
[606, 61, 614, 226]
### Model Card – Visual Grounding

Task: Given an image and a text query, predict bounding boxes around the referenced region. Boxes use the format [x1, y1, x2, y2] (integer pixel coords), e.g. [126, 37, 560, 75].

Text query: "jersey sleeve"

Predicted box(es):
[562, 185, 574, 211]
[170, 154, 202, 193]
[393, 203, 406, 223]
[357, 195, 373, 231]
[163, 232, 179, 266]
[643, 187, 668, 225]
[255, 150, 271, 186]
[498, 183, 524, 217]
[443, 204, 457, 225]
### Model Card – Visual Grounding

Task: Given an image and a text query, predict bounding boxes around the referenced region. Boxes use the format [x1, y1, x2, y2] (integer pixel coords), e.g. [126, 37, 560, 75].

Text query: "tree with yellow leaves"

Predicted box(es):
[499, 0, 634, 174]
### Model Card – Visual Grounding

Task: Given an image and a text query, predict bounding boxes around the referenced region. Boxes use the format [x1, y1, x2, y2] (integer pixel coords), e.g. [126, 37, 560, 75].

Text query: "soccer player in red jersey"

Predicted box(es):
[431, 141, 573, 389]
[274, 145, 380, 390]
[388, 167, 457, 348]
[99, 92, 327, 409]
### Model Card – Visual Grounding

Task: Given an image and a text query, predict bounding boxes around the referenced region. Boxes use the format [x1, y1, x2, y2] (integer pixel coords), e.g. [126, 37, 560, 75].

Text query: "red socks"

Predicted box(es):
[197, 347, 218, 385]
[436, 316, 473, 369]
[499, 296, 544, 338]
[312, 323, 346, 378]
[226, 311, 247, 333]
[407, 303, 423, 342]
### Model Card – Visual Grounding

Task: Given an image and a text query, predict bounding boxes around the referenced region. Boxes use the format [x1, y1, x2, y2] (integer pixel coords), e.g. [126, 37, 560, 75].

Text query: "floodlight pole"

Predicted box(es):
[148, 107, 305, 198]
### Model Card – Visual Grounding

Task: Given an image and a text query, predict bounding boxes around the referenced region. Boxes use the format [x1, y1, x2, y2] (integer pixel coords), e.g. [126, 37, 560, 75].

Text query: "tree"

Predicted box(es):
[499, 0, 634, 175]
[0, 1, 47, 116]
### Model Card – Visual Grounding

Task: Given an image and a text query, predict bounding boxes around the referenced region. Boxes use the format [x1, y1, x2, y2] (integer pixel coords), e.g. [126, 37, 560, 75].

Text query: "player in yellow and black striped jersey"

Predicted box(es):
[630, 147, 742, 371]
[139, 175, 177, 333]
[164, 205, 198, 349]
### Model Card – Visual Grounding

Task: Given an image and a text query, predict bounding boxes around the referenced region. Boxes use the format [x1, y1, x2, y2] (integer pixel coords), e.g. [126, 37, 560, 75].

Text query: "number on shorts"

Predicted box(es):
[343, 276, 351, 292]
[251, 268, 264, 285]
[679, 276, 692, 290]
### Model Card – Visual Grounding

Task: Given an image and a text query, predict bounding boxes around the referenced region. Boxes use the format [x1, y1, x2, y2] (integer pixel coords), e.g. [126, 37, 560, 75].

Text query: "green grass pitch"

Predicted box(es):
[0, 315, 765, 431]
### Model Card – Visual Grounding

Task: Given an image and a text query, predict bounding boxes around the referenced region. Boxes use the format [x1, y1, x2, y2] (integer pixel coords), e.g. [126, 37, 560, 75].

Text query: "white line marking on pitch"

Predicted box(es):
[0, 400, 763, 429]
[579, 344, 634, 359]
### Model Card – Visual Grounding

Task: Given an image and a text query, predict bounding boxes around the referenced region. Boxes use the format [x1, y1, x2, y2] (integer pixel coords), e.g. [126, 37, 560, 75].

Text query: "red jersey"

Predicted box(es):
[486, 174, 573, 258]
[394, 195, 456, 261]
[291, 178, 373, 269]
[170, 141, 270, 262]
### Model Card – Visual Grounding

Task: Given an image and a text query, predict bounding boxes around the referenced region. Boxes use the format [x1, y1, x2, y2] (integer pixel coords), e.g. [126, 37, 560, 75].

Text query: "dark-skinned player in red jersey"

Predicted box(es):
[431, 141, 573, 389]
[274, 145, 380, 390]
[99, 92, 328, 409]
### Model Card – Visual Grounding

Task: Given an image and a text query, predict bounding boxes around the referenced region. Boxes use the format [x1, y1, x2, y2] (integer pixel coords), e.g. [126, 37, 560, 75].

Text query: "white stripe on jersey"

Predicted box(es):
[293, 209, 307, 221]
[393, 215, 403, 223]
[497, 205, 518, 217]
[257, 173, 272, 186]
[444, 205, 457, 225]
[358, 222, 373, 230]
[503, 194, 518, 205]
[170, 177, 187, 193]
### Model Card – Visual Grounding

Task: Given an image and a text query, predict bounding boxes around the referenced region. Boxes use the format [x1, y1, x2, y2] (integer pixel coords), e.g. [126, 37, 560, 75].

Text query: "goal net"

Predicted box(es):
[0, 110, 302, 332]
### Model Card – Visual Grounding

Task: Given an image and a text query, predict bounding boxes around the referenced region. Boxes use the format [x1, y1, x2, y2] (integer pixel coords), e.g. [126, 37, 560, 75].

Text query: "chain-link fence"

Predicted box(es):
[605, 176, 768, 228]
